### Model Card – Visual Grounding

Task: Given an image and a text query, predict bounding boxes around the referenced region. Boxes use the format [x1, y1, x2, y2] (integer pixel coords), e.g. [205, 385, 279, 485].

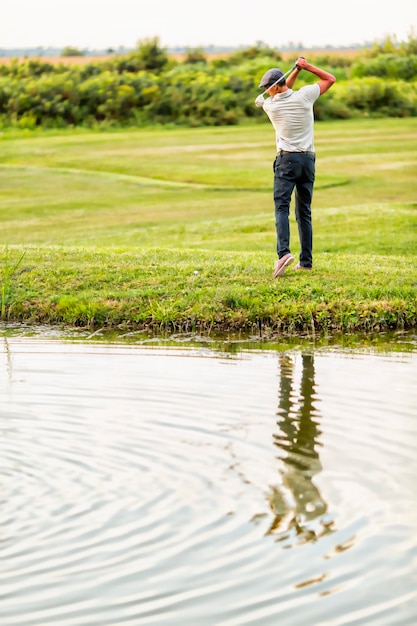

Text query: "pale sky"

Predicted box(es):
[1, 0, 416, 51]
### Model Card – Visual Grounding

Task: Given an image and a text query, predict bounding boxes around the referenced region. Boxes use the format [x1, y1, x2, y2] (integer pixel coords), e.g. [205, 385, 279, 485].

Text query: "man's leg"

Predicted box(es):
[295, 155, 315, 268]
[273, 155, 296, 258]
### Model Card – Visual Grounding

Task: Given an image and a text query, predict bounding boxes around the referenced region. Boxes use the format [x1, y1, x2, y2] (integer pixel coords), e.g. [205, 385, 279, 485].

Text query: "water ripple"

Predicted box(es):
[0, 340, 416, 625]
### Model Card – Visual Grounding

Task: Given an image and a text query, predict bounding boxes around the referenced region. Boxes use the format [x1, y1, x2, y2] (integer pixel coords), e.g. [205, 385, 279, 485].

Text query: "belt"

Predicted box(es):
[279, 150, 315, 156]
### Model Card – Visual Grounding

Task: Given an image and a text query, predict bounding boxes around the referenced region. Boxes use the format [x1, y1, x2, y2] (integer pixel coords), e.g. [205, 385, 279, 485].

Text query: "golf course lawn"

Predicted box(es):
[0, 117, 416, 335]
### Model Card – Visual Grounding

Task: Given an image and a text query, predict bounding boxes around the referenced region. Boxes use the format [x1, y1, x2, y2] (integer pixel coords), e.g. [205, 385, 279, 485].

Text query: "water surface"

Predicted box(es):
[1, 335, 416, 625]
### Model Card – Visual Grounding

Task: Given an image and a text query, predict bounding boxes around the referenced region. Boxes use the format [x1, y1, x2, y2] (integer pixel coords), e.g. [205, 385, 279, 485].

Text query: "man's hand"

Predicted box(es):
[255, 94, 265, 108]
[295, 59, 336, 94]
[295, 57, 308, 71]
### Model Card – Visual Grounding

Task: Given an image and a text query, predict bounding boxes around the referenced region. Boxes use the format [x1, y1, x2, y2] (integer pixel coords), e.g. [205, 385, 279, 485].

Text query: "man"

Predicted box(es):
[255, 58, 336, 277]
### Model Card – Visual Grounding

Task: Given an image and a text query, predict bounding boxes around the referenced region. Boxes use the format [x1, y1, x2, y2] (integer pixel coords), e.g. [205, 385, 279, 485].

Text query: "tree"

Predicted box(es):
[61, 46, 84, 57]
[134, 37, 169, 72]
[183, 48, 207, 64]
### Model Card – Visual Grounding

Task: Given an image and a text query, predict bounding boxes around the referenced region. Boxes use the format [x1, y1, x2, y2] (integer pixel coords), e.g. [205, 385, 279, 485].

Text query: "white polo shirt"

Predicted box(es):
[262, 84, 320, 153]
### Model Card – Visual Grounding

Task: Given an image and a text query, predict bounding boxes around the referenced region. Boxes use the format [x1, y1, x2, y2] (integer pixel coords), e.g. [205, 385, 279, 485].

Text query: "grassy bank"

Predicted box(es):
[2, 246, 416, 335]
[0, 118, 416, 335]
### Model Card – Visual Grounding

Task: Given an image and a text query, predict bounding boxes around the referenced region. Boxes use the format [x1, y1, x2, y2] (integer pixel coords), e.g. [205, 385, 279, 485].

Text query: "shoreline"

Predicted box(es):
[2, 246, 416, 337]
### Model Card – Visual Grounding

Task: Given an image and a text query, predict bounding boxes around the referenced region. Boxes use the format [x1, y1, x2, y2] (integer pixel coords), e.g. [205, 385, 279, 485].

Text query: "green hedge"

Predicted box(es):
[314, 78, 417, 119]
[351, 54, 417, 80]
[0, 44, 416, 129]
[0, 65, 258, 128]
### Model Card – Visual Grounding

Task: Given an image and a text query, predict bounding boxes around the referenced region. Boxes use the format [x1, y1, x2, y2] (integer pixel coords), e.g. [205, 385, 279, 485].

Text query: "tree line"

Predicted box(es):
[0, 36, 416, 129]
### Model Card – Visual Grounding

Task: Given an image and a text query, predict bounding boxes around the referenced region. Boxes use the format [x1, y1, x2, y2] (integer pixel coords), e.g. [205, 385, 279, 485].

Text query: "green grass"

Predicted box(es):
[0, 118, 416, 335]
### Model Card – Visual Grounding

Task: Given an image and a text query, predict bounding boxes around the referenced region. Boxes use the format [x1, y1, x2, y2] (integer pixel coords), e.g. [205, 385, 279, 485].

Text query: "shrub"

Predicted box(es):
[183, 48, 208, 64]
[333, 78, 417, 117]
[61, 46, 84, 57]
[219, 44, 283, 67]
[0, 39, 416, 129]
[351, 54, 417, 81]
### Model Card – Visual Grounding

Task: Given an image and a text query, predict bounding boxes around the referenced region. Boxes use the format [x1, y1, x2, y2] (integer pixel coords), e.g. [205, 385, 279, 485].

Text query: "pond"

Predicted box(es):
[1, 328, 416, 625]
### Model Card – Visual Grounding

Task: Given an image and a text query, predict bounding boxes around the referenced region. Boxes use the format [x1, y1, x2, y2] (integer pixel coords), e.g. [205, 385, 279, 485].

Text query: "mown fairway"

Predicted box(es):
[0, 118, 416, 333]
[0, 117, 416, 252]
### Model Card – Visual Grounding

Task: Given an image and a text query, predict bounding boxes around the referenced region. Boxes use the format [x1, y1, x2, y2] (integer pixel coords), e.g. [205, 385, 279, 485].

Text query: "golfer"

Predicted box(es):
[255, 58, 336, 277]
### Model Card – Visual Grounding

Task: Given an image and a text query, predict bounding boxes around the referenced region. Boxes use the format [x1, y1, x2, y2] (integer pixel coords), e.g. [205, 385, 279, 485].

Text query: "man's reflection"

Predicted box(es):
[267, 352, 333, 543]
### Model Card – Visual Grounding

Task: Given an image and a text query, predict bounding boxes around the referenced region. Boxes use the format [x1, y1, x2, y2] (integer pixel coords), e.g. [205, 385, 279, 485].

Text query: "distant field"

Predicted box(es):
[0, 55, 113, 65]
[0, 48, 364, 65]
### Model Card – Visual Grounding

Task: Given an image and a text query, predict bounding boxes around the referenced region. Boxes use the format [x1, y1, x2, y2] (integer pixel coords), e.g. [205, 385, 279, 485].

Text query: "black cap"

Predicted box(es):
[258, 68, 284, 89]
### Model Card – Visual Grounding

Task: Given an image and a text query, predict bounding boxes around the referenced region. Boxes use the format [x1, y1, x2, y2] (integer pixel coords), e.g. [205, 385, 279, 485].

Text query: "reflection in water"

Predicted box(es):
[267, 353, 334, 543]
[3, 337, 13, 383]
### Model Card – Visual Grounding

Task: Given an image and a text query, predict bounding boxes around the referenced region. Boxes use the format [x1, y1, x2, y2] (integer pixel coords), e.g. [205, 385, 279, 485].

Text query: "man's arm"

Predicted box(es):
[286, 66, 302, 89]
[295, 57, 336, 95]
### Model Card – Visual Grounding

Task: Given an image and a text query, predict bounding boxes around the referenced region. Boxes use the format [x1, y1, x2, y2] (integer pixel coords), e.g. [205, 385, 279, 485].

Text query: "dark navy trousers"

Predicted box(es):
[273, 152, 316, 268]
